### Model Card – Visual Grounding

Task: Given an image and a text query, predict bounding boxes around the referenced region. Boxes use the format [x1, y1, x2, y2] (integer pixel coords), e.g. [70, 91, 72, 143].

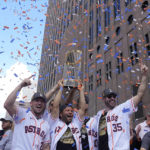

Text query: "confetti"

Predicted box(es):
[0, 51, 4, 54]
[14, 73, 18, 77]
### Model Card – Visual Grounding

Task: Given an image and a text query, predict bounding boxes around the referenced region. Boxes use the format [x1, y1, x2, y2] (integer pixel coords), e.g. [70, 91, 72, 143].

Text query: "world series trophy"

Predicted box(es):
[63, 50, 82, 88]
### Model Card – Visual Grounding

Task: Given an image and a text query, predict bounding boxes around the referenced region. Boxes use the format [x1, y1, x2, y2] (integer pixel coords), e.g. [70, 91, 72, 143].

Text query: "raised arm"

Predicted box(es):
[51, 80, 63, 119]
[133, 63, 148, 107]
[135, 125, 141, 141]
[45, 82, 59, 102]
[4, 76, 32, 117]
[78, 83, 86, 121]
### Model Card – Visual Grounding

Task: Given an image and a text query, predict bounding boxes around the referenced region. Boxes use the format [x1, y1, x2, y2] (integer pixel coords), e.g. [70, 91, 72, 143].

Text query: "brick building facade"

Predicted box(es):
[38, 0, 150, 123]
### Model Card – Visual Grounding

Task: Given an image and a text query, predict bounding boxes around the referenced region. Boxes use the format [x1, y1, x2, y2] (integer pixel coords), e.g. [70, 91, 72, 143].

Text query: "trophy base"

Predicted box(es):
[63, 79, 78, 87]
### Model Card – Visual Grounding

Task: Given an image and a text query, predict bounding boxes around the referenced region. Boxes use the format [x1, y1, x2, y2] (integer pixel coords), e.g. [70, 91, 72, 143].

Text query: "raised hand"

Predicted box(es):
[58, 79, 64, 89]
[20, 75, 32, 87]
[77, 80, 84, 91]
[139, 62, 148, 75]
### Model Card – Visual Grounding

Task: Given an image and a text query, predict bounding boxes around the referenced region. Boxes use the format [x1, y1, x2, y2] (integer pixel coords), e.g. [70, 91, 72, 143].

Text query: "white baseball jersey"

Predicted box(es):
[44, 111, 83, 150]
[0, 129, 13, 150]
[11, 107, 50, 150]
[135, 121, 150, 139]
[86, 99, 136, 150]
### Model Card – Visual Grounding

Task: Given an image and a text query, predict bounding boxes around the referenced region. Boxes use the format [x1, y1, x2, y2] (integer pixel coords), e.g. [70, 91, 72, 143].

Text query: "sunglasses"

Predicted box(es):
[106, 94, 116, 98]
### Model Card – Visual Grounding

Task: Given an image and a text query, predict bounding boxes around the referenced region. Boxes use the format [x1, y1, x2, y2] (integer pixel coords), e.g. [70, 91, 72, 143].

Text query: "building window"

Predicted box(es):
[75, 5, 78, 14]
[98, 0, 101, 4]
[106, 61, 112, 81]
[79, 0, 83, 13]
[129, 42, 139, 66]
[89, 53, 93, 60]
[89, 75, 93, 91]
[125, 0, 129, 6]
[53, 69, 56, 84]
[71, 1, 74, 20]
[90, 10, 93, 22]
[145, 33, 149, 43]
[104, 0, 109, 4]
[89, 25, 94, 48]
[66, 52, 75, 64]
[96, 0, 101, 14]
[141, 1, 149, 11]
[114, 0, 121, 19]
[116, 52, 124, 74]
[97, 45, 101, 54]
[133, 84, 144, 119]
[89, 27, 92, 46]
[90, 0, 94, 6]
[96, 18, 102, 37]
[125, 0, 134, 7]
[104, 6, 111, 27]
[96, 69, 102, 87]
[145, 33, 150, 56]
[127, 15, 133, 25]
[84, 2, 88, 10]
[116, 26, 121, 36]
[105, 36, 110, 44]
[96, 0, 101, 38]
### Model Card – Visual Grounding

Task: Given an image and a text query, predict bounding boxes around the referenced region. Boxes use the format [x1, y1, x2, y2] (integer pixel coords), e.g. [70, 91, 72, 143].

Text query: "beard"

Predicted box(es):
[105, 100, 116, 109]
[31, 106, 45, 116]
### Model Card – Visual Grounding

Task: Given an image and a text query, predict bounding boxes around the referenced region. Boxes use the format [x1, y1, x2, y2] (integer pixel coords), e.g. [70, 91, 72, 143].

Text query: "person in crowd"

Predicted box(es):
[86, 63, 148, 150]
[44, 79, 86, 150]
[135, 112, 150, 141]
[54, 85, 90, 150]
[0, 115, 13, 150]
[0, 130, 4, 141]
[140, 131, 150, 150]
[4, 76, 50, 150]
[130, 127, 141, 150]
[79, 95, 90, 150]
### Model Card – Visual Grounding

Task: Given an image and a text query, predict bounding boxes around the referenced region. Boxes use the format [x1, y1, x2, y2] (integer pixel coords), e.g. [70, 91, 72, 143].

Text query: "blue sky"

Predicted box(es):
[0, 0, 49, 122]
[0, 0, 48, 76]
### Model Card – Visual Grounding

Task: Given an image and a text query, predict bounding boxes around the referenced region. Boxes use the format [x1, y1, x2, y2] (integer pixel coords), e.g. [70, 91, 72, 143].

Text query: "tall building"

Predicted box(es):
[38, 0, 150, 122]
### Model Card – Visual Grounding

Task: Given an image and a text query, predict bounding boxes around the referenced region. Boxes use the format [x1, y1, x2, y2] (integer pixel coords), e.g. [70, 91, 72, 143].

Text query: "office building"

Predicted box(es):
[38, 0, 150, 123]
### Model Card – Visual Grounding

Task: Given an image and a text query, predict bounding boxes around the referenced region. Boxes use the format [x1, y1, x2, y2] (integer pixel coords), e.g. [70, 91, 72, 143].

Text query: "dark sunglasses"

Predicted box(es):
[107, 94, 116, 98]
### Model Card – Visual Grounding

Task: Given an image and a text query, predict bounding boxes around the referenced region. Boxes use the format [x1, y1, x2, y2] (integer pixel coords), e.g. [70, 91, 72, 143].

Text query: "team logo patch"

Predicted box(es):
[122, 107, 130, 113]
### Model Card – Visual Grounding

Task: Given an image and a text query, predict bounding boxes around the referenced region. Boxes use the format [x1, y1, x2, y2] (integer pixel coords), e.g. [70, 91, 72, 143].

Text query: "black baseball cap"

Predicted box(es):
[59, 104, 73, 113]
[0, 115, 13, 122]
[102, 88, 117, 97]
[31, 92, 47, 103]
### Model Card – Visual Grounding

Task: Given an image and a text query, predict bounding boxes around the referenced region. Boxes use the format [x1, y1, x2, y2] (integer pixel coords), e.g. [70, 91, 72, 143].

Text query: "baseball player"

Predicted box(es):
[86, 63, 148, 150]
[135, 112, 150, 141]
[43, 80, 86, 150]
[0, 115, 13, 150]
[4, 76, 50, 150]
[140, 131, 150, 150]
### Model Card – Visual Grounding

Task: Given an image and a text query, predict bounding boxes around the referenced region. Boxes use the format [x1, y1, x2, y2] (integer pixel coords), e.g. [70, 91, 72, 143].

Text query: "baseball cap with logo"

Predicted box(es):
[0, 115, 13, 122]
[31, 92, 47, 103]
[102, 88, 117, 98]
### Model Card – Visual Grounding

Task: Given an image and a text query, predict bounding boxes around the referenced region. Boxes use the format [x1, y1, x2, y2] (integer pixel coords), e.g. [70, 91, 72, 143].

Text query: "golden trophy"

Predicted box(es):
[63, 50, 82, 87]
